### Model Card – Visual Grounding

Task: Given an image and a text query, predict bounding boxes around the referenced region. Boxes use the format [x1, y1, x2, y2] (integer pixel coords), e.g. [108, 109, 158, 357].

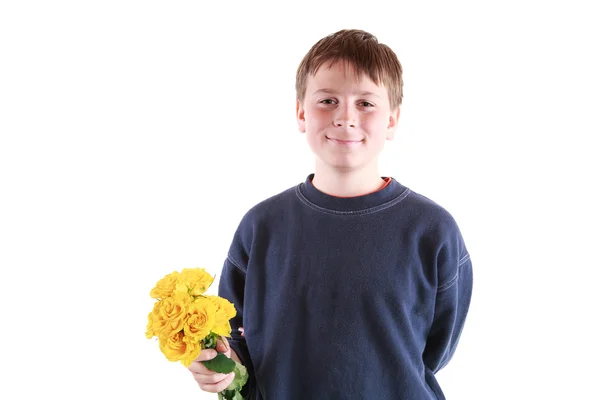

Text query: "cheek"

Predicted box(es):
[305, 134, 321, 149]
[364, 114, 390, 134]
[305, 118, 329, 136]
[306, 108, 330, 125]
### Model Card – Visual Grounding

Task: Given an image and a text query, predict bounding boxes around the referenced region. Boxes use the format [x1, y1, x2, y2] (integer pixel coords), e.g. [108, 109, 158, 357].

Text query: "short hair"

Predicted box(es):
[295, 29, 404, 109]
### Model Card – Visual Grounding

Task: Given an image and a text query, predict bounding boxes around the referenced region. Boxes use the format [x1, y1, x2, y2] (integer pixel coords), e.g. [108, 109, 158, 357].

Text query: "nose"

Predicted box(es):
[333, 104, 357, 128]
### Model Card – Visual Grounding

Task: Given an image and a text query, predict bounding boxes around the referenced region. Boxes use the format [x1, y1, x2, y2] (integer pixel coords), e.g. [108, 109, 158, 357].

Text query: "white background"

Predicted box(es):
[1, 1, 598, 399]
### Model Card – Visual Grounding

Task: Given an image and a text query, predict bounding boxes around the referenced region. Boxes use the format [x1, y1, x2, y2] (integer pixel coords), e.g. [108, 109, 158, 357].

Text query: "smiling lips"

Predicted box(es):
[327, 137, 363, 146]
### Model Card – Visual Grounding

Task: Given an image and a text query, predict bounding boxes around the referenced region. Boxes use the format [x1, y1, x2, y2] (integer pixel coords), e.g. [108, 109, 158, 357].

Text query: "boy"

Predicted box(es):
[188, 29, 473, 399]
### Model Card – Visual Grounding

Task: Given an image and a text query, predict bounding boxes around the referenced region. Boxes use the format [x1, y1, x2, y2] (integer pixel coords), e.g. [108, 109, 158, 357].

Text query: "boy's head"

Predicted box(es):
[295, 29, 403, 110]
[295, 29, 403, 175]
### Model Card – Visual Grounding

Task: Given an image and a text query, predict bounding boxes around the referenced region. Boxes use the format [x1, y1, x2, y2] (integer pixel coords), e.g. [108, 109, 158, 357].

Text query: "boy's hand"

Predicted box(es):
[188, 336, 242, 393]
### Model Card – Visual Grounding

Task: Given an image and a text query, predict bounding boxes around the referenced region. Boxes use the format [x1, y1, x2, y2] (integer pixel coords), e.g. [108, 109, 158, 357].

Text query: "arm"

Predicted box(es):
[218, 256, 255, 398]
[423, 253, 473, 373]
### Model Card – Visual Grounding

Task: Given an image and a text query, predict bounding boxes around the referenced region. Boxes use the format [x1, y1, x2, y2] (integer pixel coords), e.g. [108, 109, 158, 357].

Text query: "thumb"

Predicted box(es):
[215, 336, 231, 358]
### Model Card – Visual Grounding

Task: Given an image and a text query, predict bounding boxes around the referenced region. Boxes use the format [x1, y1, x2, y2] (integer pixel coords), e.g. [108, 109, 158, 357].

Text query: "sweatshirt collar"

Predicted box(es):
[296, 173, 410, 214]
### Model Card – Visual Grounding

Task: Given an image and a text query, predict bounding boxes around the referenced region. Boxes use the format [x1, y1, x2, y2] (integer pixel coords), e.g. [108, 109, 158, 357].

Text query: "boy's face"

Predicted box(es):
[296, 61, 400, 174]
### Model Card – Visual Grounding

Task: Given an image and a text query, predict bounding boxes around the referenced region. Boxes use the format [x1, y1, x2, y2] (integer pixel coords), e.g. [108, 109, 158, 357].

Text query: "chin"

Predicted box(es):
[326, 159, 362, 170]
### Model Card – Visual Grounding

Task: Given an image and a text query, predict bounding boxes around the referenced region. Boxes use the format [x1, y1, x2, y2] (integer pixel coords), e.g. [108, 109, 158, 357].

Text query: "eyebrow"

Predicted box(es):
[313, 88, 380, 98]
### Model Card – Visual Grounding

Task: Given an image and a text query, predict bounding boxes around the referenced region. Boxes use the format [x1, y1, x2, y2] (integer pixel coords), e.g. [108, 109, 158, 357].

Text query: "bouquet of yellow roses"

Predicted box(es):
[146, 268, 248, 400]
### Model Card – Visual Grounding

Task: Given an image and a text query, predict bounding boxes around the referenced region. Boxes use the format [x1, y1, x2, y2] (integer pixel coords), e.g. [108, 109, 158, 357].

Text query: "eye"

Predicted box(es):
[359, 101, 375, 107]
[319, 99, 337, 105]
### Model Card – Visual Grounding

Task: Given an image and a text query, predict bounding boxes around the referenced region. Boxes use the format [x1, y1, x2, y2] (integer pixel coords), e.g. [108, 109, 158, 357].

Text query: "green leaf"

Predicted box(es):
[216, 362, 249, 400]
[201, 353, 235, 374]
[226, 361, 248, 391]
[202, 333, 217, 349]
[219, 389, 244, 400]
[232, 392, 244, 400]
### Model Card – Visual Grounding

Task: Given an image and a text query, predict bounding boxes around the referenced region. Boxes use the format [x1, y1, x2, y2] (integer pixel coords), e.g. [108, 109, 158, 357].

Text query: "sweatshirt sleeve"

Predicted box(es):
[422, 250, 473, 374]
[218, 256, 256, 398]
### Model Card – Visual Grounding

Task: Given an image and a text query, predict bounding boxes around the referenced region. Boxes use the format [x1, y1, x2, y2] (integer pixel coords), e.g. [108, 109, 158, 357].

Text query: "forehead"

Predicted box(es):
[307, 60, 384, 92]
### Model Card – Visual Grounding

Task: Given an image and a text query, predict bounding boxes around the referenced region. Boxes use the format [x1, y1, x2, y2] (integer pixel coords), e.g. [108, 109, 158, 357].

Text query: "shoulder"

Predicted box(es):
[399, 185, 469, 253]
[403, 187, 460, 231]
[240, 183, 299, 225]
[402, 188, 471, 281]
[227, 182, 299, 257]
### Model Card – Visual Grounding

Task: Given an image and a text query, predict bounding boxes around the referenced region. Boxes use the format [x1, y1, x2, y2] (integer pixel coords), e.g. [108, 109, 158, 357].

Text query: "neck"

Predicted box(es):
[312, 163, 384, 197]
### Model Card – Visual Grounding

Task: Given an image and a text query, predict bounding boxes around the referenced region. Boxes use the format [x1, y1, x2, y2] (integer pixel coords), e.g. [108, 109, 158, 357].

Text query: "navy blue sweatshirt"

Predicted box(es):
[218, 174, 473, 400]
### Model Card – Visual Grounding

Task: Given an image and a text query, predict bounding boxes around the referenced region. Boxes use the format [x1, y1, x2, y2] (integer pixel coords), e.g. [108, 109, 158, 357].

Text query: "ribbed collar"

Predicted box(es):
[295, 173, 410, 214]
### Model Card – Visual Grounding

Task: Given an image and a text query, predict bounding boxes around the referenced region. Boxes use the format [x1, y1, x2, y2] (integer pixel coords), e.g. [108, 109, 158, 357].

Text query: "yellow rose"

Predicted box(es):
[150, 271, 180, 300]
[207, 295, 237, 321]
[206, 295, 236, 337]
[175, 268, 214, 296]
[150, 291, 190, 339]
[145, 301, 161, 339]
[180, 341, 201, 368]
[211, 323, 232, 338]
[159, 331, 200, 366]
[184, 296, 217, 341]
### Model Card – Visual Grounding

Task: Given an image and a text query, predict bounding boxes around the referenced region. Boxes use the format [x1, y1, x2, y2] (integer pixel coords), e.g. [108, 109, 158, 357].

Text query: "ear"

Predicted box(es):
[296, 100, 306, 133]
[386, 106, 401, 140]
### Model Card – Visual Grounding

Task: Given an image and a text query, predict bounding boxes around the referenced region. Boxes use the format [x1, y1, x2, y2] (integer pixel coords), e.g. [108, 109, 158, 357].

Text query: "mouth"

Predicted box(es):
[326, 137, 364, 146]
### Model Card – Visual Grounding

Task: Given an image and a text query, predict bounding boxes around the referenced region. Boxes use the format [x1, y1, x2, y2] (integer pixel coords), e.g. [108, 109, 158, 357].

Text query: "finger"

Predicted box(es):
[216, 337, 231, 357]
[188, 359, 218, 375]
[239, 327, 245, 337]
[198, 372, 236, 393]
[190, 369, 230, 384]
[193, 348, 218, 362]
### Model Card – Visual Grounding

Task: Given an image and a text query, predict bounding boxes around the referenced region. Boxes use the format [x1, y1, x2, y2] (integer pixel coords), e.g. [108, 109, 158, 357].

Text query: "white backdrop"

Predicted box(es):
[1, 1, 598, 399]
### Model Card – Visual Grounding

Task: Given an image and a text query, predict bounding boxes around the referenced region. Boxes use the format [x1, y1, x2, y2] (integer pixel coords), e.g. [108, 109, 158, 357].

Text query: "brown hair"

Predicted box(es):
[295, 29, 403, 109]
